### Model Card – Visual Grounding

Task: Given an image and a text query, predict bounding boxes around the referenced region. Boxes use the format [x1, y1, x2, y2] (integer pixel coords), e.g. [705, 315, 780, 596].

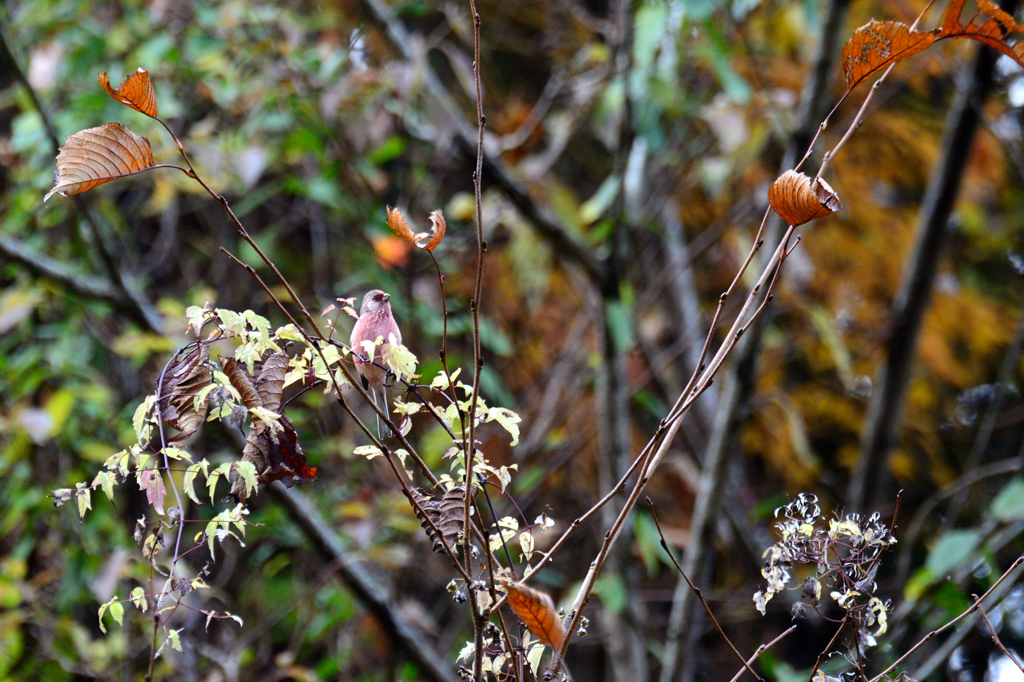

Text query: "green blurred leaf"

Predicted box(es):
[990, 478, 1024, 521]
[926, 529, 981, 579]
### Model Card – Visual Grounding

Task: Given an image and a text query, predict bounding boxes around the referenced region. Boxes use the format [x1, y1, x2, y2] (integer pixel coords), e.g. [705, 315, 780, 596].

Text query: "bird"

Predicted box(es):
[350, 289, 402, 438]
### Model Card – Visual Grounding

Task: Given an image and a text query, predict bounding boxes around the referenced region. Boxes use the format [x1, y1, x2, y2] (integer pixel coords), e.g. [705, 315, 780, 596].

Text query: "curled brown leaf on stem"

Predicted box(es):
[422, 210, 446, 251]
[386, 206, 416, 243]
[939, 0, 1024, 66]
[98, 68, 158, 118]
[501, 579, 566, 651]
[224, 353, 316, 499]
[44, 123, 155, 202]
[158, 343, 211, 442]
[841, 21, 937, 92]
[385, 206, 447, 251]
[767, 170, 841, 227]
[409, 485, 466, 554]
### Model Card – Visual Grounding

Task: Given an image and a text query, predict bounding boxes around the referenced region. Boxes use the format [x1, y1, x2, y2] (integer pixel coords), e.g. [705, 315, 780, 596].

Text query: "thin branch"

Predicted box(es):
[728, 626, 798, 682]
[463, 4, 488, 680]
[976, 597, 1024, 675]
[647, 499, 763, 682]
[869, 555, 1024, 682]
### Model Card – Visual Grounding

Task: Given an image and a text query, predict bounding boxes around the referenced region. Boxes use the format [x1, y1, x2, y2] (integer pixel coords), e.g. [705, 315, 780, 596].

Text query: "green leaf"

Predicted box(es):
[208, 462, 232, 502]
[92, 471, 116, 503]
[486, 407, 521, 446]
[130, 587, 148, 612]
[593, 574, 628, 615]
[98, 601, 110, 633]
[242, 309, 272, 341]
[76, 483, 92, 519]
[162, 446, 193, 463]
[926, 529, 981, 578]
[235, 461, 258, 498]
[132, 395, 156, 446]
[578, 173, 620, 225]
[183, 459, 209, 505]
[168, 628, 182, 652]
[991, 478, 1024, 521]
[109, 601, 124, 628]
[185, 305, 207, 334]
[216, 308, 245, 335]
[274, 323, 306, 342]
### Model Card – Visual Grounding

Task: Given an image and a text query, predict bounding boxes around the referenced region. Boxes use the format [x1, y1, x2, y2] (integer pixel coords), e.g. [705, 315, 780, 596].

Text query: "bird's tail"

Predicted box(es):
[373, 386, 392, 439]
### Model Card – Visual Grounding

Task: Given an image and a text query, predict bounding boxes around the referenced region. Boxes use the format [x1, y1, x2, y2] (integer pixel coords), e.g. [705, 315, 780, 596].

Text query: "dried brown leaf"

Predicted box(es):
[253, 352, 288, 415]
[159, 343, 211, 441]
[222, 357, 261, 410]
[226, 351, 316, 500]
[99, 68, 158, 118]
[409, 486, 466, 553]
[503, 579, 566, 650]
[386, 206, 416, 243]
[44, 123, 155, 202]
[767, 170, 841, 227]
[421, 210, 447, 251]
[939, 0, 1024, 67]
[233, 414, 316, 500]
[841, 21, 937, 92]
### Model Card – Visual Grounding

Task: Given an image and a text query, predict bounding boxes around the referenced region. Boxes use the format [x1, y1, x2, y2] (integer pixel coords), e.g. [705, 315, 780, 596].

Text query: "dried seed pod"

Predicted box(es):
[768, 170, 841, 227]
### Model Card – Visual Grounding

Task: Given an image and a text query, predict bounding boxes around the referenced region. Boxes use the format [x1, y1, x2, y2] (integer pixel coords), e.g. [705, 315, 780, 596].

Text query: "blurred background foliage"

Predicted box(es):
[2, 0, 1024, 679]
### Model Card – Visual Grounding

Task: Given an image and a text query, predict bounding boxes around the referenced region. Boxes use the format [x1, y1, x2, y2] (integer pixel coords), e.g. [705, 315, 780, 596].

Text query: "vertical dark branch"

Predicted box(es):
[849, 25, 1010, 511]
[462, 1, 488, 679]
[594, 0, 651, 678]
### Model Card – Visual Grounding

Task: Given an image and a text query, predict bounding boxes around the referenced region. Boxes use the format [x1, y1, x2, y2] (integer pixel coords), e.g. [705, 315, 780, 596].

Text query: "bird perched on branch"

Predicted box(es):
[350, 289, 401, 438]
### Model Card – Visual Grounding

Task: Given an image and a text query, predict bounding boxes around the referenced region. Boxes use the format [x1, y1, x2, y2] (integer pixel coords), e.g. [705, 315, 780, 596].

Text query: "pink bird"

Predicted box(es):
[350, 289, 402, 438]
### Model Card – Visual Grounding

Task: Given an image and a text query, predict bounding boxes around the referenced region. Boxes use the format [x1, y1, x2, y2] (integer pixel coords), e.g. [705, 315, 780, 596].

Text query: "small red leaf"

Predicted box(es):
[140, 468, 166, 515]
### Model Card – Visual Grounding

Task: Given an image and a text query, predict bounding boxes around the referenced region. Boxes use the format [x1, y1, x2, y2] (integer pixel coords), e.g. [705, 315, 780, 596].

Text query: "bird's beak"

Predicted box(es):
[383, 293, 390, 302]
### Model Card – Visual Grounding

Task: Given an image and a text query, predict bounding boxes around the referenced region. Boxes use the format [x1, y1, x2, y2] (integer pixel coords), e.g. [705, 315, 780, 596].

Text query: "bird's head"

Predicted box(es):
[360, 289, 391, 316]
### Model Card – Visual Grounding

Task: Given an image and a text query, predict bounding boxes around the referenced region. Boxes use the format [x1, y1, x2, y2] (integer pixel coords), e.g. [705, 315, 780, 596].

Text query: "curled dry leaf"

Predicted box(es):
[502, 579, 566, 650]
[409, 486, 466, 554]
[159, 343, 212, 442]
[841, 21, 937, 92]
[224, 353, 316, 500]
[99, 68, 158, 118]
[384, 206, 447, 251]
[222, 357, 261, 410]
[44, 122, 155, 202]
[422, 210, 446, 251]
[386, 206, 416, 243]
[768, 170, 841, 227]
[939, 0, 1024, 66]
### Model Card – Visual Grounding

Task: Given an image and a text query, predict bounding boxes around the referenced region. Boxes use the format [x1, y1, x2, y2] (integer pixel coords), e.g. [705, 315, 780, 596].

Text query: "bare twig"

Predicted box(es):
[463, 3, 488, 679]
[869, 555, 1024, 682]
[728, 626, 798, 682]
[647, 499, 763, 682]
[976, 597, 1024, 675]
